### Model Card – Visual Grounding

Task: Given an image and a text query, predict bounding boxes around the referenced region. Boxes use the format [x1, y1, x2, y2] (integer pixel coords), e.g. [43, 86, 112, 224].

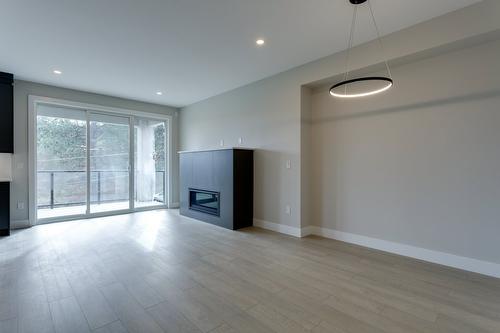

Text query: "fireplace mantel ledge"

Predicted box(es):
[178, 147, 254, 154]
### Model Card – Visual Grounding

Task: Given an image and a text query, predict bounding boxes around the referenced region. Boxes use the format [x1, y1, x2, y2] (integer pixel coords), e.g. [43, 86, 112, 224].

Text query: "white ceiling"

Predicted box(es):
[0, 0, 480, 107]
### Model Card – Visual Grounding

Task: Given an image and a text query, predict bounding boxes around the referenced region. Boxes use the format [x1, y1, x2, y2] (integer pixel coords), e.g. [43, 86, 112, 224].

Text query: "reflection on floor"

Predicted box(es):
[37, 200, 164, 219]
[1, 210, 500, 332]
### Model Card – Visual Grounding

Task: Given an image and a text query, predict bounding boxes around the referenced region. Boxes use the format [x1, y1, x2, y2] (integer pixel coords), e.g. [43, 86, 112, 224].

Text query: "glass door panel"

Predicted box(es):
[36, 105, 87, 219]
[134, 117, 166, 208]
[35, 102, 170, 223]
[89, 113, 130, 213]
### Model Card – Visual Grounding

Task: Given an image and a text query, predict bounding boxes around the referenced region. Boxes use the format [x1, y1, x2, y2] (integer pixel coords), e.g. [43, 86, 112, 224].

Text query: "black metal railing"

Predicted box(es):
[37, 170, 165, 209]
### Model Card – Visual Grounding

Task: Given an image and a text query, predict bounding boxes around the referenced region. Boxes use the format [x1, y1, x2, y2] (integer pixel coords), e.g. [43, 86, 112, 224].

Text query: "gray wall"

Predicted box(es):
[300, 86, 312, 228]
[180, 0, 500, 231]
[12, 80, 179, 228]
[180, 72, 302, 228]
[310, 38, 500, 264]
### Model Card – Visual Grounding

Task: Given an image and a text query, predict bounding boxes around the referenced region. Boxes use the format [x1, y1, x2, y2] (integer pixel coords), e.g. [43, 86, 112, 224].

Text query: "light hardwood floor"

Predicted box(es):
[1, 210, 500, 333]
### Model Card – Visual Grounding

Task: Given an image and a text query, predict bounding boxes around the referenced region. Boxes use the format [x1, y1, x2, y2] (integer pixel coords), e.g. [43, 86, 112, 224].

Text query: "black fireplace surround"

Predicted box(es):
[0, 72, 13, 237]
[179, 148, 253, 230]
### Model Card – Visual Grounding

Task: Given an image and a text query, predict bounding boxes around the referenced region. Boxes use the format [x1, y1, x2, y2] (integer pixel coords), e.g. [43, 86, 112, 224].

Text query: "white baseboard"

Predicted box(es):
[254, 220, 500, 278]
[253, 219, 303, 237]
[170, 202, 180, 209]
[300, 225, 315, 237]
[310, 227, 500, 278]
[11, 220, 31, 230]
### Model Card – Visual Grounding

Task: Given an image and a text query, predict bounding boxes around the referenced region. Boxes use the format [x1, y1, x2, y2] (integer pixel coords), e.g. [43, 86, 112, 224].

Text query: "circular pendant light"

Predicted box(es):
[330, 0, 393, 98]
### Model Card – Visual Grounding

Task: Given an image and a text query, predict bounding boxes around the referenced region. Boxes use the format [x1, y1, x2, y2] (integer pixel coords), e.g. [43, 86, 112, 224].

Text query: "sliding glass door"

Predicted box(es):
[35, 103, 169, 223]
[89, 113, 131, 213]
[134, 117, 166, 208]
[36, 105, 87, 219]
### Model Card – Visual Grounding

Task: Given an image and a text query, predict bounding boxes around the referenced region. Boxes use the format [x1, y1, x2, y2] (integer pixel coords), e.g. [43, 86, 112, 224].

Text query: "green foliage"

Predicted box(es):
[37, 116, 167, 172]
[90, 122, 129, 170]
[154, 124, 166, 171]
[37, 116, 86, 171]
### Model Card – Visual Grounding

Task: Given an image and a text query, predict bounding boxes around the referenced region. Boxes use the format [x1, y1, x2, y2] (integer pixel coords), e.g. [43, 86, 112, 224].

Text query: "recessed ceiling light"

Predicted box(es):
[156, 91, 163, 96]
[53, 70, 62, 75]
[256, 39, 265, 46]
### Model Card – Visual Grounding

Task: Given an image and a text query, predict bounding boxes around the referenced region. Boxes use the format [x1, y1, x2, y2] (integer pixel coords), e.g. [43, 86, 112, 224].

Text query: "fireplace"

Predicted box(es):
[180, 149, 253, 230]
[189, 188, 220, 216]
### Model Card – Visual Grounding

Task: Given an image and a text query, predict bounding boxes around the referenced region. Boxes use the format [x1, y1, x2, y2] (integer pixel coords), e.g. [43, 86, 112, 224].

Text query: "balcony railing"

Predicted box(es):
[37, 170, 165, 209]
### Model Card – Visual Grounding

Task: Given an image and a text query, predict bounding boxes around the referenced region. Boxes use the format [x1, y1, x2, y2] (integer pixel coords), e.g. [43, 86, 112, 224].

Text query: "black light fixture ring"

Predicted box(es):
[330, 76, 392, 91]
[349, 0, 367, 4]
[329, 77, 393, 98]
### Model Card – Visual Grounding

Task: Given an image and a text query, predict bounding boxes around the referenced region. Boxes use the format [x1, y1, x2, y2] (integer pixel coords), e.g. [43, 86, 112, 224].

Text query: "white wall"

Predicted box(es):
[12, 80, 179, 228]
[180, 0, 500, 232]
[310, 38, 500, 265]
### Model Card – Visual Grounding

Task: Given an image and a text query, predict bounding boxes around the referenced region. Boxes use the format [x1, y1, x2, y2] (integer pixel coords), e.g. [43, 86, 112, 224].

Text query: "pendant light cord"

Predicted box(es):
[344, 5, 358, 82]
[343, 0, 392, 81]
[368, 0, 392, 78]
[331, 0, 394, 98]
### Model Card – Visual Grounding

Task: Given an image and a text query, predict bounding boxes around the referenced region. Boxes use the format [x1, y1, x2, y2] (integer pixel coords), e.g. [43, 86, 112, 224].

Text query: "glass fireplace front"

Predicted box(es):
[189, 188, 220, 216]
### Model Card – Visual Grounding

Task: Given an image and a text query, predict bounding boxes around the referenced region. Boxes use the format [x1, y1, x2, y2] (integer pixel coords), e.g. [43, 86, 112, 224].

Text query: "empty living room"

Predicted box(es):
[1, 0, 500, 332]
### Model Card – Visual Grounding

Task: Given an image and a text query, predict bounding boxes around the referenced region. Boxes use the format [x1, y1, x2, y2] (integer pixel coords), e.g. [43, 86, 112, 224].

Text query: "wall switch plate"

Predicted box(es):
[219, 139, 224, 147]
[286, 160, 291, 169]
[16, 162, 24, 169]
[17, 202, 25, 210]
[285, 205, 291, 215]
[238, 137, 243, 145]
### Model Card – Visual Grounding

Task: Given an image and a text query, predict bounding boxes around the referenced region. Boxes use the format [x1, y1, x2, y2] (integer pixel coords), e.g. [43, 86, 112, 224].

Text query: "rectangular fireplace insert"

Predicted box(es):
[189, 188, 220, 216]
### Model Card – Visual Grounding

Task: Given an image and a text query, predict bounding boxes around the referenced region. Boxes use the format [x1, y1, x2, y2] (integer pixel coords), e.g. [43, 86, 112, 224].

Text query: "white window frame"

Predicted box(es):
[28, 95, 173, 225]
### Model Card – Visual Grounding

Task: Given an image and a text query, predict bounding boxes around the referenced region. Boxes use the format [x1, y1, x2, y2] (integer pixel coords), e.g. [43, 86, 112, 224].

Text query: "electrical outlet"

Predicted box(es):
[285, 205, 291, 215]
[219, 139, 224, 147]
[17, 202, 25, 210]
[286, 160, 291, 169]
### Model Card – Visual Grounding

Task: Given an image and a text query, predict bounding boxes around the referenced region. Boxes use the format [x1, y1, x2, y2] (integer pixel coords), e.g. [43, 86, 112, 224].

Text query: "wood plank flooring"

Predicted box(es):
[1, 210, 500, 333]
